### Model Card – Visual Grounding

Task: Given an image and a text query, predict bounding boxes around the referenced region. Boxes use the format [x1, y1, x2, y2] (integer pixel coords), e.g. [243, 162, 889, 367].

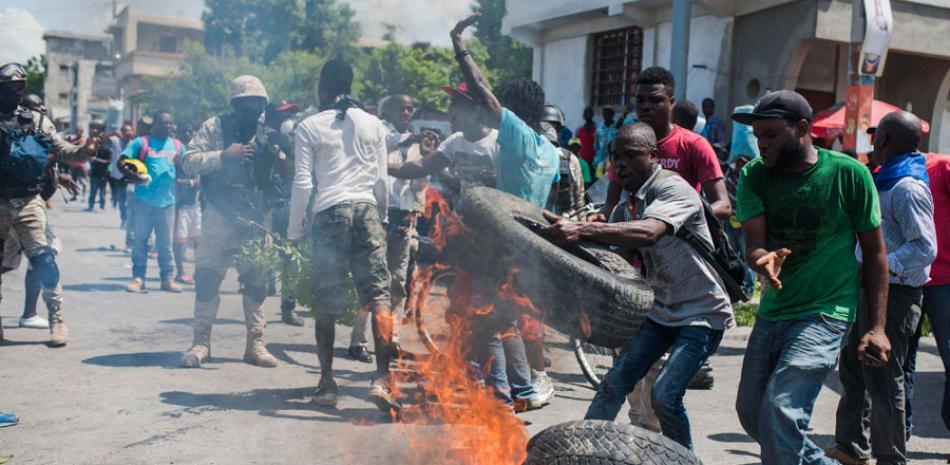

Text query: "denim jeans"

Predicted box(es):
[471, 306, 537, 405]
[130, 200, 174, 280]
[736, 314, 850, 465]
[905, 284, 950, 435]
[585, 319, 723, 449]
[725, 220, 756, 293]
[87, 176, 107, 209]
[835, 285, 922, 465]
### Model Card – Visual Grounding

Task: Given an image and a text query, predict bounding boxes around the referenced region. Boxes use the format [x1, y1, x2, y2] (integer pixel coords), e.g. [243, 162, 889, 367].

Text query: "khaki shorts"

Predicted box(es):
[0, 196, 50, 262]
[310, 201, 390, 315]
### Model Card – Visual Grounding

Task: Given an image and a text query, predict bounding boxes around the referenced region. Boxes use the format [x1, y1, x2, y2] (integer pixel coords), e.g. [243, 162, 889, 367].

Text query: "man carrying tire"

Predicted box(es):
[544, 122, 734, 450]
[450, 13, 560, 411]
[731, 91, 890, 465]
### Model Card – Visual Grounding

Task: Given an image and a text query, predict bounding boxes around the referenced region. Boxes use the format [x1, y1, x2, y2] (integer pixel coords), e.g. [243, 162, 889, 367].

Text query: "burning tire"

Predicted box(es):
[452, 187, 653, 348]
[524, 420, 702, 465]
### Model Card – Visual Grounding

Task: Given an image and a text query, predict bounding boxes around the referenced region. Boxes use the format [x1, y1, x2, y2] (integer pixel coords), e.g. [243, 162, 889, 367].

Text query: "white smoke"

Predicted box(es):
[0, 8, 45, 64]
[346, 0, 473, 45]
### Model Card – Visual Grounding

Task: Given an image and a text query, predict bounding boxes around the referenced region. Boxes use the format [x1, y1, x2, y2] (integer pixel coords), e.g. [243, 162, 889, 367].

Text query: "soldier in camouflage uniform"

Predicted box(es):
[0, 62, 91, 346]
[178, 75, 283, 368]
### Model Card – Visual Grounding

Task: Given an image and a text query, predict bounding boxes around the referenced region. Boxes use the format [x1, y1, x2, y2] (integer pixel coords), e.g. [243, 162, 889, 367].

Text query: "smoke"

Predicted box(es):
[0, 8, 45, 64]
[346, 0, 473, 45]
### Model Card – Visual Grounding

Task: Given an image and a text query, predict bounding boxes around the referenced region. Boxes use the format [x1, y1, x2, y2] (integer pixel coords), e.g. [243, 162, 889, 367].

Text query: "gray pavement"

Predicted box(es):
[0, 201, 948, 464]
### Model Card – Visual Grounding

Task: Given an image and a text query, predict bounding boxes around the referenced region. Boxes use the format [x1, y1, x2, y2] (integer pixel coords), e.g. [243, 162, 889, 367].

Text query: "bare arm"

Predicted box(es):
[701, 178, 732, 220]
[543, 211, 669, 250]
[451, 13, 503, 128]
[855, 227, 891, 366]
[742, 214, 791, 290]
[389, 152, 451, 179]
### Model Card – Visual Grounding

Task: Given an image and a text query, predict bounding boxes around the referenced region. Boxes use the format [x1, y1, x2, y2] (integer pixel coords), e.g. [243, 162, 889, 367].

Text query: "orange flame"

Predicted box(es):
[423, 188, 474, 252]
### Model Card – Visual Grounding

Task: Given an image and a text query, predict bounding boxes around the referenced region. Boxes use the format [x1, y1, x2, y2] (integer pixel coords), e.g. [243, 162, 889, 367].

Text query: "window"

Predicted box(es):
[159, 36, 177, 53]
[590, 26, 643, 108]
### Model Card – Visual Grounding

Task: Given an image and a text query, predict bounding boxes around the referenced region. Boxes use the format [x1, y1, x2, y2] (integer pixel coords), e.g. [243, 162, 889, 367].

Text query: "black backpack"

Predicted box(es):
[650, 169, 750, 303]
[0, 112, 53, 198]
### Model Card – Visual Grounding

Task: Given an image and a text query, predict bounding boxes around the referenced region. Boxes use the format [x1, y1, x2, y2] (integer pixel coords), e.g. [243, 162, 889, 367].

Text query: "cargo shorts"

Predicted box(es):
[311, 201, 391, 315]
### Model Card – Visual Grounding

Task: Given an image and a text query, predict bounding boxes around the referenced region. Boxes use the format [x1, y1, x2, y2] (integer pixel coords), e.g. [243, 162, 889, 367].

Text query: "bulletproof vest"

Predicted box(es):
[555, 147, 577, 214]
[201, 114, 279, 222]
[0, 110, 53, 199]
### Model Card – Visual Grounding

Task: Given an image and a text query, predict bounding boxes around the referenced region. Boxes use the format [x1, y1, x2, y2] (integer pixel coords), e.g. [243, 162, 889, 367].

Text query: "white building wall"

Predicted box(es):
[653, 16, 728, 105]
[542, 36, 589, 131]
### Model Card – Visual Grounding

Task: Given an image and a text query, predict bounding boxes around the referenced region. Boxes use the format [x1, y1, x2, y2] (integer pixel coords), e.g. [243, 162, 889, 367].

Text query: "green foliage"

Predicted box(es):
[24, 55, 46, 97]
[471, 0, 533, 84]
[733, 302, 758, 327]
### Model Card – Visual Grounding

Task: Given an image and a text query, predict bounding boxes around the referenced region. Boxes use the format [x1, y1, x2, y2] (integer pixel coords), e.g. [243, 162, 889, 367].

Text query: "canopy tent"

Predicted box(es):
[811, 99, 930, 141]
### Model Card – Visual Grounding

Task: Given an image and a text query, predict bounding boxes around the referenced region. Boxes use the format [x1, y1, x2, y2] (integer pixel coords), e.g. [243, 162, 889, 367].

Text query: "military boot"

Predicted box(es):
[48, 305, 68, 347]
[280, 298, 304, 327]
[180, 296, 220, 368]
[242, 294, 278, 367]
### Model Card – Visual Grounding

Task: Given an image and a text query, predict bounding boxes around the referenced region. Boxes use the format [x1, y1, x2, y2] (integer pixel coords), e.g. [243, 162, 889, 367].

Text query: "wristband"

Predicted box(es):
[455, 50, 472, 60]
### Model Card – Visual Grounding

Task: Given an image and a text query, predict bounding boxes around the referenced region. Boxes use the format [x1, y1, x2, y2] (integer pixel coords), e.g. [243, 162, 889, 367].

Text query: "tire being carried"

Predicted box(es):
[524, 420, 703, 465]
[451, 187, 653, 348]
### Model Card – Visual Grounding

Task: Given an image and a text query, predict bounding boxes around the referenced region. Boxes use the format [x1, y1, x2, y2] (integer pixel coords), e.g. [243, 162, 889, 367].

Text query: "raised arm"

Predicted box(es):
[451, 13, 503, 127]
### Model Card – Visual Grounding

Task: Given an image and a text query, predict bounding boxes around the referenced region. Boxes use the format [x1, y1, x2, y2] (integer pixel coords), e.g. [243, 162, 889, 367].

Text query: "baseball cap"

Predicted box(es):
[443, 83, 474, 103]
[268, 100, 300, 113]
[731, 90, 813, 125]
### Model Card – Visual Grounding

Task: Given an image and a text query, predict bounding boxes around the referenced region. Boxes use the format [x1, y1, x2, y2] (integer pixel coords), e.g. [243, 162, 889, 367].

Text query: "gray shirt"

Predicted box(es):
[610, 166, 734, 330]
[858, 176, 937, 287]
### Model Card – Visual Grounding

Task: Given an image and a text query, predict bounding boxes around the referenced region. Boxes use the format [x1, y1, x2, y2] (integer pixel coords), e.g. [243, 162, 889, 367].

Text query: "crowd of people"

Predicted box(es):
[0, 12, 948, 465]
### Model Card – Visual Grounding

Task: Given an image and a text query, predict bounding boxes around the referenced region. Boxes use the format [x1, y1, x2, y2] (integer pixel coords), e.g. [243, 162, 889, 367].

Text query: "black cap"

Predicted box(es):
[731, 90, 813, 125]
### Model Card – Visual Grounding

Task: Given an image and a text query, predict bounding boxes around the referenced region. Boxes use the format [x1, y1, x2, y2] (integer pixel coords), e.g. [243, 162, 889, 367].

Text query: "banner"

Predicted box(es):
[842, 76, 874, 158]
[860, 0, 893, 76]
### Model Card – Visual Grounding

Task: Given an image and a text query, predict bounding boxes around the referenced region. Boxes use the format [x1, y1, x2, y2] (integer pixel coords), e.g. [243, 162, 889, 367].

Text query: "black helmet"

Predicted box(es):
[0, 63, 27, 84]
[541, 104, 565, 126]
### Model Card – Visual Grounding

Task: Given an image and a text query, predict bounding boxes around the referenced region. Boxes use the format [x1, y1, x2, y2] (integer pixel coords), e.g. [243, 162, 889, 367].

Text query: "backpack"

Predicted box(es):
[138, 136, 182, 162]
[0, 112, 53, 198]
[649, 169, 750, 303]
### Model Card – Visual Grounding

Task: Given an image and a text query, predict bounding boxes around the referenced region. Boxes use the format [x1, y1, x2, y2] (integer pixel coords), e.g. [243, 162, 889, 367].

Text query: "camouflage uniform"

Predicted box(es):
[0, 107, 86, 345]
[179, 75, 282, 368]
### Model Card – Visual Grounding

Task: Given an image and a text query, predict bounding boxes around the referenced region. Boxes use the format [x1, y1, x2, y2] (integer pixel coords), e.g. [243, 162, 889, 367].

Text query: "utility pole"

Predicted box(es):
[670, 0, 692, 102]
[843, 0, 892, 161]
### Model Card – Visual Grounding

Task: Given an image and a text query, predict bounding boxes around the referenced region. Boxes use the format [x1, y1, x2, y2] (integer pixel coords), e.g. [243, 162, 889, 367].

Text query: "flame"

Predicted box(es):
[578, 312, 592, 341]
[423, 188, 474, 252]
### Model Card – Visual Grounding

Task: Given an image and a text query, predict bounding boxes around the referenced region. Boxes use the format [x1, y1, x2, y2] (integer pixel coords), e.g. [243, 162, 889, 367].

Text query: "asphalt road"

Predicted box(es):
[0, 201, 948, 464]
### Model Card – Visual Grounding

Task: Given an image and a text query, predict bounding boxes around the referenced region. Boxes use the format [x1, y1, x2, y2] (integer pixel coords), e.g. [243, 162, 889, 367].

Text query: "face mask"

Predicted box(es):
[0, 86, 23, 113]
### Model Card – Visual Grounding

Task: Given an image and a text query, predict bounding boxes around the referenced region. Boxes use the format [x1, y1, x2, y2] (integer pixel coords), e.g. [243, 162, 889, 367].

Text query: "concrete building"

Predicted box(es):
[43, 30, 115, 133]
[503, 0, 950, 151]
[107, 6, 203, 122]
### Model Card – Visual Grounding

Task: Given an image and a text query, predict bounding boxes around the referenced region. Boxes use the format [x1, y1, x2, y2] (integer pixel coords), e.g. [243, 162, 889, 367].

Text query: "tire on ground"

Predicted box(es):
[524, 420, 703, 465]
[451, 187, 653, 348]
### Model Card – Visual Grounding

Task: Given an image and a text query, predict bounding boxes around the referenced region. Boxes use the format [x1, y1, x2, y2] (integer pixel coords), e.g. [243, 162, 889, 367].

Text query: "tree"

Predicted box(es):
[471, 0, 532, 84]
[298, 0, 360, 56]
[23, 55, 46, 97]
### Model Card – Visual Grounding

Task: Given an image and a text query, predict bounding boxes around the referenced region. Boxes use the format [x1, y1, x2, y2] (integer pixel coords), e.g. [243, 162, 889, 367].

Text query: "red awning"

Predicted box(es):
[811, 99, 930, 140]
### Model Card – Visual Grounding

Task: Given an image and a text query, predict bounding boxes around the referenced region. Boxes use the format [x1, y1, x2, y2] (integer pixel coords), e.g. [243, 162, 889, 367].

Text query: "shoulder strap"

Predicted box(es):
[173, 138, 183, 161]
[138, 136, 150, 161]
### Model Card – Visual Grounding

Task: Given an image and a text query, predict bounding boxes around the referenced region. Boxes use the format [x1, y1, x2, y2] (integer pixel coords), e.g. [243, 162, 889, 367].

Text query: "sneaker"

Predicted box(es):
[161, 279, 183, 293]
[368, 378, 401, 412]
[312, 380, 338, 408]
[175, 274, 194, 285]
[688, 362, 714, 390]
[126, 277, 145, 293]
[347, 345, 373, 364]
[532, 371, 555, 405]
[824, 446, 873, 465]
[513, 397, 544, 413]
[0, 412, 18, 427]
[19, 315, 50, 329]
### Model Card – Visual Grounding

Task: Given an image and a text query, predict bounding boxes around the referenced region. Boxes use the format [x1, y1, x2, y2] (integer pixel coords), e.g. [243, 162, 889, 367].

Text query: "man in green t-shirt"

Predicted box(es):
[731, 91, 891, 465]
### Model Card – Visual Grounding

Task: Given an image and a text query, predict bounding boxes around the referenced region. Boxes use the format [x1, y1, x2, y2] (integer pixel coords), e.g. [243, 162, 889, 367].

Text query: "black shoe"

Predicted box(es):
[347, 345, 373, 364]
[688, 362, 714, 390]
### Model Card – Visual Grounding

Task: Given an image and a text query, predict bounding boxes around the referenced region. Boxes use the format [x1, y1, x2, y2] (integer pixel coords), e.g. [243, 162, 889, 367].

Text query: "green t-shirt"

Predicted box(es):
[736, 149, 881, 322]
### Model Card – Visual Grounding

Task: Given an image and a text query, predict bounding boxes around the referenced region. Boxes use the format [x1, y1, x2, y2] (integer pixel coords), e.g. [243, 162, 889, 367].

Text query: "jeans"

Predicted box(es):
[905, 284, 950, 434]
[87, 176, 107, 209]
[725, 219, 756, 293]
[471, 305, 537, 405]
[586, 319, 723, 449]
[130, 200, 174, 280]
[736, 314, 850, 465]
[836, 285, 921, 465]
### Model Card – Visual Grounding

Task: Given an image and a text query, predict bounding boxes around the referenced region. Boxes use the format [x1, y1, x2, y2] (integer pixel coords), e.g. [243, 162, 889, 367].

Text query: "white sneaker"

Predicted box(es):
[19, 315, 50, 329]
[533, 371, 555, 404]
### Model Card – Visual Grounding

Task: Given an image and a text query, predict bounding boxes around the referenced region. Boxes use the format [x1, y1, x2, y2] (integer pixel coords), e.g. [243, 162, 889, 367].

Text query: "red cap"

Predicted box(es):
[443, 83, 474, 102]
[274, 102, 300, 112]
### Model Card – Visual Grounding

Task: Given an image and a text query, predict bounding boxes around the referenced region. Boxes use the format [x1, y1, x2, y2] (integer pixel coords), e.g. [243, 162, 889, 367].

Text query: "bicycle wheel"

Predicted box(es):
[572, 336, 620, 389]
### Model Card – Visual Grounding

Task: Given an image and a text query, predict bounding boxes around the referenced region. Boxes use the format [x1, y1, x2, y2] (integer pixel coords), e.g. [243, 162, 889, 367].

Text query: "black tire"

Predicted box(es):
[572, 337, 620, 389]
[524, 420, 703, 465]
[451, 187, 653, 348]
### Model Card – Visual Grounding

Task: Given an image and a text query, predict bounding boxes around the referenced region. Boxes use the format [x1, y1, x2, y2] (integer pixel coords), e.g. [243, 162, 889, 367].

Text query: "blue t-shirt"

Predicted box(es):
[495, 109, 559, 208]
[122, 136, 180, 208]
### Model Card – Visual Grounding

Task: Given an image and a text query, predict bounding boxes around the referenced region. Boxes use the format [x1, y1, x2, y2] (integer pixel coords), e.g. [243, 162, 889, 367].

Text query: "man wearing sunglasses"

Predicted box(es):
[0, 62, 94, 346]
